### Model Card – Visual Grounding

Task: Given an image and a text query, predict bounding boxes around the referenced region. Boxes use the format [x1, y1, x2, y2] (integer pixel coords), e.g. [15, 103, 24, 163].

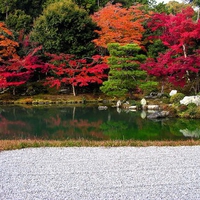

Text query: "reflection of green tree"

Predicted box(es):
[101, 115, 189, 140]
[100, 121, 128, 139]
[169, 118, 200, 137]
[101, 118, 169, 140]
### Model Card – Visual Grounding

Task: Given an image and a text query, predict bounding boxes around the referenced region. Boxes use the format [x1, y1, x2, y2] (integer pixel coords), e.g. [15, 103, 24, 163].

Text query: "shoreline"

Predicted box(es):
[1, 139, 200, 151]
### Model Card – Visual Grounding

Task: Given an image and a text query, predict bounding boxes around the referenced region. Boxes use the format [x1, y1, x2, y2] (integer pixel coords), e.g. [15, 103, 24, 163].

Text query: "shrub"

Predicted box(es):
[161, 97, 170, 104]
[170, 93, 185, 104]
[187, 103, 197, 109]
[177, 104, 188, 112]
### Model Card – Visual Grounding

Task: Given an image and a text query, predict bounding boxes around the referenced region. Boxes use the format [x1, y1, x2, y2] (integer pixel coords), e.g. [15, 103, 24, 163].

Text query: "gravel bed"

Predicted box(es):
[1, 146, 200, 200]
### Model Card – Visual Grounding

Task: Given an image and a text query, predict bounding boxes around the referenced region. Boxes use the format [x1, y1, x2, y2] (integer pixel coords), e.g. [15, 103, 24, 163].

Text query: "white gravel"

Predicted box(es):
[1, 146, 200, 200]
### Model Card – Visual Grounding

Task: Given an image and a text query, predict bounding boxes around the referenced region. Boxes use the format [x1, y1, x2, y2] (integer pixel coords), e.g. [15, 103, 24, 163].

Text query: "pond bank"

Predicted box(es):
[0, 94, 117, 105]
[1, 139, 200, 151]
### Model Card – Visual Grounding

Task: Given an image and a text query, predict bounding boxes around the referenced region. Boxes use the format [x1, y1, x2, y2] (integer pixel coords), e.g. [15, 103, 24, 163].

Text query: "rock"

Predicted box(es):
[129, 105, 137, 110]
[145, 92, 162, 99]
[141, 98, 146, 109]
[116, 100, 122, 108]
[147, 105, 159, 110]
[98, 106, 108, 110]
[180, 96, 200, 106]
[147, 111, 169, 119]
[169, 90, 177, 96]
[122, 101, 130, 108]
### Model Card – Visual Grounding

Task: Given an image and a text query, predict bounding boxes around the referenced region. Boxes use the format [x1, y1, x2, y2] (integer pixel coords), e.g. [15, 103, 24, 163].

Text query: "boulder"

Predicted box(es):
[141, 98, 147, 107]
[180, 96, 200, 106]
[98, 106, 108, 110]
[129, 105, 137, 110]
[116, 100, 122, 108]
[169, 90, 177, 96]
[147, 111, 169, 119]
[147, 105, 159, 110]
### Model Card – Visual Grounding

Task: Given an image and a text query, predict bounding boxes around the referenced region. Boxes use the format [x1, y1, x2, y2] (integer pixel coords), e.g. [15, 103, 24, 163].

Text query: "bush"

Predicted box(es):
[177, 104, 188, 112]
[179, 104, 200, 118]
[161, 97, 170, 104]
[170, 93, 185, 104]
[187, 103, 197, 109]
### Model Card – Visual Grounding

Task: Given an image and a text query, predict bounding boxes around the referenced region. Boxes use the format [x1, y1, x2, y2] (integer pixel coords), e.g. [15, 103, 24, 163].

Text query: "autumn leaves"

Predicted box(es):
[1, 2, 200, 96]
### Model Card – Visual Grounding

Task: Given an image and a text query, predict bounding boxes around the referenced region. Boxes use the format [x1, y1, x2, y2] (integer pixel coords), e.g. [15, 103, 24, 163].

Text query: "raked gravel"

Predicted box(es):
[1, 146, 200, 200]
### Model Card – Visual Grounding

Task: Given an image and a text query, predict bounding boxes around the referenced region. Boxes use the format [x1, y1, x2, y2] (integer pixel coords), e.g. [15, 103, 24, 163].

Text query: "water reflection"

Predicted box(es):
[0, 106, 200, 140]
[180, 129, 200, 138]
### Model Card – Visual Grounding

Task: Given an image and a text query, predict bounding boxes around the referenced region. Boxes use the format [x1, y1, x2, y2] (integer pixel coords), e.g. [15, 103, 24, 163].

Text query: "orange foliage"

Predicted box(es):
[92, 3, 149, 48]
[0, 22, 19, 64]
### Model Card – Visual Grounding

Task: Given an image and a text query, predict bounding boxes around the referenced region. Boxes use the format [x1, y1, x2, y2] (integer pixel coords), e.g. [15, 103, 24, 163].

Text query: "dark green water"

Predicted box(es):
[0, 105, 200, 140]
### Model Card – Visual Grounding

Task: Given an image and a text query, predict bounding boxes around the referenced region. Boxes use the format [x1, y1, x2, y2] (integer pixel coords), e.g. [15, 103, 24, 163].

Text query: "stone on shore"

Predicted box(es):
[180, 95, 200, 106]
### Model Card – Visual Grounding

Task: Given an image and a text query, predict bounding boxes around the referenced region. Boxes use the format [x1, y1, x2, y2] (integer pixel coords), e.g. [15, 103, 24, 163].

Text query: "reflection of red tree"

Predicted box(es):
[48, 115, 61, 126]
[0, 115, 31, 139]
[45, 116, 108, 140]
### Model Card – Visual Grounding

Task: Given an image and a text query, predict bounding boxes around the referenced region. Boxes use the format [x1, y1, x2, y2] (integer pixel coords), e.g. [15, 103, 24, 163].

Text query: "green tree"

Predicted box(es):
[100, 43, 157, 97]
[5, 10, 32, 33]
[0, 0, 17, 19]
[114, 0, 157, 7]
[31, 0, 98, 56]
[73, 0, 99, 13]
[152, 2, 170, 13]
[166, 1, 189, 14]
[16, 0, 46, 19]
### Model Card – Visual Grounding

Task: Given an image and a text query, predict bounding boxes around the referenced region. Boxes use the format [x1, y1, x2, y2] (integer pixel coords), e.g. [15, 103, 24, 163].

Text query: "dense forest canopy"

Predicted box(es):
[0, 0, 200, 97]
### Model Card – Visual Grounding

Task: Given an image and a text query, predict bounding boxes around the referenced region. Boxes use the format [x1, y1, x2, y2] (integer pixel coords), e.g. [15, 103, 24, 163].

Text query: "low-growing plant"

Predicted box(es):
[170, 93, 185, 104]
[161, 97, 170, 104]
[187, 102, 197, 109]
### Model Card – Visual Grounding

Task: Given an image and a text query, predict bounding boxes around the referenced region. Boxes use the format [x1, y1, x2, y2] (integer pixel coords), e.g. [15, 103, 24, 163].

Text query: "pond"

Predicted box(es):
[0, 105, 200, 141]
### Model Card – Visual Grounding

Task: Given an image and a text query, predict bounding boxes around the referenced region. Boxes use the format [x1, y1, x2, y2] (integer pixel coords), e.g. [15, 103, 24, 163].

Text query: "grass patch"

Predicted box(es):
[1, 139, 200, 151]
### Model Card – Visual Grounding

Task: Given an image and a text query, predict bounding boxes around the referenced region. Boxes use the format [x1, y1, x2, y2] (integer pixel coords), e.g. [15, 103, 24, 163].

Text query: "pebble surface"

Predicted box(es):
[1, 146, 200, 200]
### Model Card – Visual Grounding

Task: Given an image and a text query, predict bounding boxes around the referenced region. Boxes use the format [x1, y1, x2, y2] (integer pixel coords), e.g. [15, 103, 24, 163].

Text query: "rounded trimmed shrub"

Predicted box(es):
[170, 93, 185, 104]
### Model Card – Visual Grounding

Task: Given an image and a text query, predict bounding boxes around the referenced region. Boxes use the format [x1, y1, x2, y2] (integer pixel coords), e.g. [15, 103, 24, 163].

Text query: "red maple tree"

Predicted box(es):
[45, 53, 108, 96]
[142, 7, 200, 93]
[0, 46, 48, 94]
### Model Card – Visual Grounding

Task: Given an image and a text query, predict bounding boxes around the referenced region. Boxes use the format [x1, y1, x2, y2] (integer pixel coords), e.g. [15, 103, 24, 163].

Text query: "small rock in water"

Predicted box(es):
[147, 111, 169, 119]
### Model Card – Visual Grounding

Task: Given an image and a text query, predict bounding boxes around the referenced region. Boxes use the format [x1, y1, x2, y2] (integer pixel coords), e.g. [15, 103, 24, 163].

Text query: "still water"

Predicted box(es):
[0, 105, 200, 140]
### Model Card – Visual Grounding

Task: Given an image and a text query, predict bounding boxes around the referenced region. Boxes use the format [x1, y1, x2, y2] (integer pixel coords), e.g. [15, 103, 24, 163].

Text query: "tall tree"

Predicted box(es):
[92, 3, 149, 50]
[142, 7, 200, 93]
[100, 43, 157, 97]
[0, 0, 17, 19]
[5, 10, 32, 34]
[0, 22, 19, 64]
[31, 0, 98, 57]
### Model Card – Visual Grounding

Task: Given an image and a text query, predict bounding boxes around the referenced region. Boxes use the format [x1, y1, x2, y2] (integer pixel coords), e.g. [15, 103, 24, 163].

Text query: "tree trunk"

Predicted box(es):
[195, 72, 200, 94]
[183, 44, 191, 82]
[196, 7, 200, 22]
[182, 44, 187, 58]
[72, 84, 76, 96]
[12, 87, 16, 96]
